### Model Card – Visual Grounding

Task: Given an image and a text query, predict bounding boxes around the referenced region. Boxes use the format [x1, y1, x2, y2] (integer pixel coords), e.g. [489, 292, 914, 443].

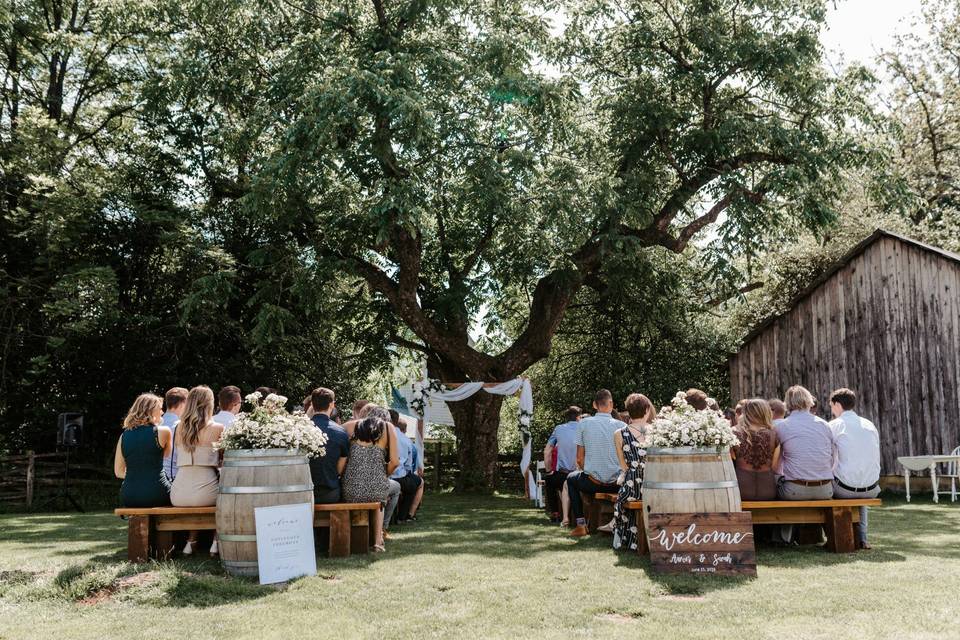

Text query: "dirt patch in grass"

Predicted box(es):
[78, 571, 162, 607]
[595, 607, 644, 623]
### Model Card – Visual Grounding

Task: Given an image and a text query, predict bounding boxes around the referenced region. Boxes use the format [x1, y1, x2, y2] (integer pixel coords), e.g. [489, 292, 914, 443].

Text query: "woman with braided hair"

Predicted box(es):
[731, 398, 781, 501]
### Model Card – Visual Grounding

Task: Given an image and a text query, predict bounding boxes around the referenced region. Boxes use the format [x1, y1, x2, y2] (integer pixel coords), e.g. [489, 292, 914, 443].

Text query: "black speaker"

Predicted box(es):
[57, 413, 84, 448]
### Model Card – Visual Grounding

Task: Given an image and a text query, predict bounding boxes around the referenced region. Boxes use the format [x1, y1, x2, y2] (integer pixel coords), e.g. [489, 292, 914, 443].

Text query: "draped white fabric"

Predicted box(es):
[412, 377, 536, 500]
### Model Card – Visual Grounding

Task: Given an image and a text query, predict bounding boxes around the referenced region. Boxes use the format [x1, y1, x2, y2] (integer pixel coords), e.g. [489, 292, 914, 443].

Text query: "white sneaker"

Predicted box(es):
[209, 539, 219, 556]
[182, 541, 194, 556]
[597, 518, 616, 533]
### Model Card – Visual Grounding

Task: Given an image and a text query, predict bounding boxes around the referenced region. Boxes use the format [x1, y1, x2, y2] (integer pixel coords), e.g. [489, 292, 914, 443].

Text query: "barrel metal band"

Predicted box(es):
[642, 480, 738, 490]
[219, 534, 257, 542]
[223, 449, 305, 458]
[222, 560, 259, 567]
[223, 459, 306, 467]
[220, 484, 314, 494]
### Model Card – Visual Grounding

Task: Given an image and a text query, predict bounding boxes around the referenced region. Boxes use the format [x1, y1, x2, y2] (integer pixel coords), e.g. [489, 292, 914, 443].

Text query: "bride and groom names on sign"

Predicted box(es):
[647, 512, 758, 576]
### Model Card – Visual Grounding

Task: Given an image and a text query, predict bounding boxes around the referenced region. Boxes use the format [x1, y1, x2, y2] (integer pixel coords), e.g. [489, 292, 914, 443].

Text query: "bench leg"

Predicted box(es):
[127, 515, 150, 563]
[824, 507, 855, 553]
[582, 493, 600, 532]
[369, 508, 379, 548]
[328, 511, 351, 558]
[350, 511, 370, 555]
[153, 530, 175, 560]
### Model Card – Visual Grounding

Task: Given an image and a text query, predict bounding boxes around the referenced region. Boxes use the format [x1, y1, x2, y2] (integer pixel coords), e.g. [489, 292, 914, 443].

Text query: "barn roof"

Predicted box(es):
[737, 228, 960, 348]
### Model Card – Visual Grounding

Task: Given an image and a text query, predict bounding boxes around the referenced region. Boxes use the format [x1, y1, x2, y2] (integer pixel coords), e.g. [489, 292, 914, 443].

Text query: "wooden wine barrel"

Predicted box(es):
[216, 449, 314, 577]
[641, 447, 741, 532]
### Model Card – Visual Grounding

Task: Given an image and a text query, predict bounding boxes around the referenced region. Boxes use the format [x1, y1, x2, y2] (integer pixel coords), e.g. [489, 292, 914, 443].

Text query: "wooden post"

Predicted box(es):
[328, 511, 351, 558]
[128, 515, 150, 562]
[434, 440, 442, 489]
[25, 451, 35, 508]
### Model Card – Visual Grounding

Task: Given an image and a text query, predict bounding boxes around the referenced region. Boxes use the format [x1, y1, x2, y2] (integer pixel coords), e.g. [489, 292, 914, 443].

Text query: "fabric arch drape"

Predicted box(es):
[411, 378, 535, 499]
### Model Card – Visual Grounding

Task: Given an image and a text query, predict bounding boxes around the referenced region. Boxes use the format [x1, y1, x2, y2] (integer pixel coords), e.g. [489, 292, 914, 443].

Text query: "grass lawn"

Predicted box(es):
[0, 493, 957, 640]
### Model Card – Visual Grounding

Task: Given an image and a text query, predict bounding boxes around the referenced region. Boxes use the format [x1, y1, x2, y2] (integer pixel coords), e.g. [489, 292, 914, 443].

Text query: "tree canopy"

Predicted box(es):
[1, 0, 907, 491]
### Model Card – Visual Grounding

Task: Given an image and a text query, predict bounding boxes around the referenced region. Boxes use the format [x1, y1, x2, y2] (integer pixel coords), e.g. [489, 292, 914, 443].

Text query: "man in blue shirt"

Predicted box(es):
[566, 389, 625, 537]
[543, 406, 582, 523]
[390, 409, 423, 523]
[308, 387, 350, 504]
[161, 387, 188, 482]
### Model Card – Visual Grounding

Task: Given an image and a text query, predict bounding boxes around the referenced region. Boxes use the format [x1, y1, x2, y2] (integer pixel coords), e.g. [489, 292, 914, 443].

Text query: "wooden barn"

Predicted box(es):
[729, 229, 960, 477]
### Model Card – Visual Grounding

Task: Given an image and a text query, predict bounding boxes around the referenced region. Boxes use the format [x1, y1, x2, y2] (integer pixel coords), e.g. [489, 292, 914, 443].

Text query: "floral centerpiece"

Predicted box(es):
[216, 391, 327, 457]
[646, 391, 739, 452]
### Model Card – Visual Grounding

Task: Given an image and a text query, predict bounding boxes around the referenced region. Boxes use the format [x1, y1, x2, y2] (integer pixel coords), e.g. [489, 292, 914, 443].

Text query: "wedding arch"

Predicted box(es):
[409, 377, 537, 498]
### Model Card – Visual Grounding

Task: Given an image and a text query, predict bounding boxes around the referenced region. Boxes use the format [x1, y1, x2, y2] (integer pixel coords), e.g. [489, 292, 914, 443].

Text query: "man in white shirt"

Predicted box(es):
[213, 385, 242, 426]
[829, 387, 881, 549]
[161, 387, 188, 481]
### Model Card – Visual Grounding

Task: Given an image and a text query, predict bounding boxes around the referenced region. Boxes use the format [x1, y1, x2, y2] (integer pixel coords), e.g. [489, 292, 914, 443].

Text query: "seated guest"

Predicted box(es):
[308, 387, 350, 504]
[255, 386, 276, 397]
[342, 415, 394, 551]
[170, 385, 224, 556]
[612, 393, 652, 551]
[300, 395, 315, 418]
[363, 406, 401, 538]
[114, 393, 172, 508]
[389, 409, 423, 523]
[566, 389, 625, 537]
[732, 399, 781, 500]
[829, 388, 881, 549]
[161, 386, 188, 482]
[543, 406, 581, 524]
[776, 385, 834, 503]
[723, 408, 737, 426]
[769, 398, 787, 423]
[342, 399, 371, 438]
[213, 385, 242, 426]
[405, 439, 424, 520]
[685, 388, 709, 411]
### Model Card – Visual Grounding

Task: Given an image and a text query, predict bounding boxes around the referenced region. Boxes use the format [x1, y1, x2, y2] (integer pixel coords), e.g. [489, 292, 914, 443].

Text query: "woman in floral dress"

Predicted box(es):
[612, 393, 654, 551]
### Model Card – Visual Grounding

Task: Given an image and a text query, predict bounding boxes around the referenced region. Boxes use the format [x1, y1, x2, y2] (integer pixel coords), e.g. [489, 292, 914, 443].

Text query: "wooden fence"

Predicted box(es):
[0, 444, 524, 509]
[0, 452, 113, 508]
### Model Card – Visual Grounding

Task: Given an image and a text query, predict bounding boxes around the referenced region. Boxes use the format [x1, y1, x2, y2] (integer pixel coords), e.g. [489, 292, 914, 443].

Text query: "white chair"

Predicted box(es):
[944, 446, 960, 503]
[535, 461, 546, 508]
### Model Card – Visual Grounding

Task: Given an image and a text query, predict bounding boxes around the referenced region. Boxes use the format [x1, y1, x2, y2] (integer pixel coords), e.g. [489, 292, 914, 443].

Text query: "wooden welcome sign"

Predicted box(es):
[646, 512, 757, 576]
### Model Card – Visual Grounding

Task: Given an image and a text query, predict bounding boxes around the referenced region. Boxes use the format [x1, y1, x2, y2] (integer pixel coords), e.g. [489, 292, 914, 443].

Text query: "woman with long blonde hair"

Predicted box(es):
[170, 385, 224, 555]
[731, 398, 781, 500]
[114, 393, 173, 507]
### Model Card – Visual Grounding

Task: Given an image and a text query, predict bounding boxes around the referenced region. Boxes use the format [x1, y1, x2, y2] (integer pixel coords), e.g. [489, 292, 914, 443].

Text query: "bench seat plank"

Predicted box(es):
[117, 502, 381, 561]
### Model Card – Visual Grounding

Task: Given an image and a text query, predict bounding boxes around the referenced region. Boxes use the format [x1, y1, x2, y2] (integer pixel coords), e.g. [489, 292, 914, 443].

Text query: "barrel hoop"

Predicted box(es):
[642, 480, 738, 490]
[222, 560, 259, 567]
[645, 446, 729, 455]
[219, 534, 257, 542]
[223, 449, 305, 458]
[220, 484, 314, 494]
[222, 458, 307, 467]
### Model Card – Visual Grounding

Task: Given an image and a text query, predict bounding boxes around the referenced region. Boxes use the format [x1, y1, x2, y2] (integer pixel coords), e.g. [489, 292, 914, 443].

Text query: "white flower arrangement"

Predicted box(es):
[217, 391, 327, 457]
[645, 391, 739, 451]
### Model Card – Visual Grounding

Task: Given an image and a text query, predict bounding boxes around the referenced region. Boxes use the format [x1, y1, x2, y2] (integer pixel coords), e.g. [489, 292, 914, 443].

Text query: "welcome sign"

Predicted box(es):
[647, 512, 757, 576]
[254, 502, 317, 585]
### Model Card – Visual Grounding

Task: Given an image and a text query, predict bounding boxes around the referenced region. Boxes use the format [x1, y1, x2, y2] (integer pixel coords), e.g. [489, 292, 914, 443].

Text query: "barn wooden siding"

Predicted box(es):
[730, 232, 960, 475]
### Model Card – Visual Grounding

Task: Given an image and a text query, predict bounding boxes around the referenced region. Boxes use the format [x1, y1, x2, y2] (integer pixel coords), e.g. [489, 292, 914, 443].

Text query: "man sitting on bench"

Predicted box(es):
[829, 387, 881, 550]
[566, 389, 624, 537]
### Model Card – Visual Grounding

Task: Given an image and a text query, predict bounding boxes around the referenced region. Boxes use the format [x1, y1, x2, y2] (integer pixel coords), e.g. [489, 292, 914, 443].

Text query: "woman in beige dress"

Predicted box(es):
[170, 385, 224, 556]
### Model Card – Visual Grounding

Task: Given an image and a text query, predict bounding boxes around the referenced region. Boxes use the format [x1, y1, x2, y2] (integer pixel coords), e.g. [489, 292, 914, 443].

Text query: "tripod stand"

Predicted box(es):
[42, 448, 84, 512]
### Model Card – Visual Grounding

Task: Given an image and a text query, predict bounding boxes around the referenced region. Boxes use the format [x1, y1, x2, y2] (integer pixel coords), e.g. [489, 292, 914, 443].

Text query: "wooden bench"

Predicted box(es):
[115, 502, 381, 562]
[593, 494, 883, 554]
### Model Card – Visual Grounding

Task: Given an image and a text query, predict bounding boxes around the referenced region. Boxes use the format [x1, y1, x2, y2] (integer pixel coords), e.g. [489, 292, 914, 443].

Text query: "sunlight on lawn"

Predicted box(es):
[0, 494, 957, 640]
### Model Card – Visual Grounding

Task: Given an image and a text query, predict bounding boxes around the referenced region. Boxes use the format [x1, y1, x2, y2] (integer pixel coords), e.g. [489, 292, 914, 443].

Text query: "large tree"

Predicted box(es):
[152, 0, 864, 490]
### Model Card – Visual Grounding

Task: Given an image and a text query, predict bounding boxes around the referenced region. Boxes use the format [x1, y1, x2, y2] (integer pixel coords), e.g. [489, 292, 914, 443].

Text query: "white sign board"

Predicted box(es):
[254, 502, 317, 585]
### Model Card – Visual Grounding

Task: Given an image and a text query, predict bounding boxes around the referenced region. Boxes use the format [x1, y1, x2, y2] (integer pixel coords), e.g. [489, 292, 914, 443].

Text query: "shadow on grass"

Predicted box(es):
[161, 572, 281, 608]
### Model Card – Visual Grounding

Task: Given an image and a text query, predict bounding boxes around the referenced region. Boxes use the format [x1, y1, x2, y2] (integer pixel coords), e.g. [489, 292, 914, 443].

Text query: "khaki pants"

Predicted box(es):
[776, 478, 833, 542]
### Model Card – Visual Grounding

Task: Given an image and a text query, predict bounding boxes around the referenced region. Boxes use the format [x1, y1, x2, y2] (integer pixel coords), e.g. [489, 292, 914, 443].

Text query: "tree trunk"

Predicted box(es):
[446, 392, 504, 493]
